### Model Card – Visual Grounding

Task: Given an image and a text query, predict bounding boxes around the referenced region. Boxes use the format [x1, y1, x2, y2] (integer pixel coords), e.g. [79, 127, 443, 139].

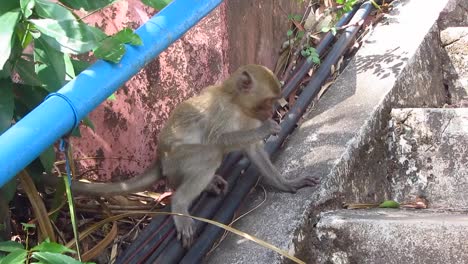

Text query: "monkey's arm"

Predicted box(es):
[213, 120, 280, 151]
[41, 164, 162, 196]
[245, 144, 319, 192]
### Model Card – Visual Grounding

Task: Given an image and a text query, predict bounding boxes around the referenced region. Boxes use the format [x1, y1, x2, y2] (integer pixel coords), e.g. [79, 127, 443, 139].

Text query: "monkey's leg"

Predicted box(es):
[204, 174, 228, 196]
[171, 163, 219, 248]
[245, 144, 319, 192]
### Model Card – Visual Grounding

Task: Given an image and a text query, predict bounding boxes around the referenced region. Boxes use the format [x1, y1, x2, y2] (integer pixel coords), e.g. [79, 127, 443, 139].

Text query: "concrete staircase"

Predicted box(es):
[315, 2, 468, 261]
[315, 108, 468, 264]
[317, 209, 468, 264]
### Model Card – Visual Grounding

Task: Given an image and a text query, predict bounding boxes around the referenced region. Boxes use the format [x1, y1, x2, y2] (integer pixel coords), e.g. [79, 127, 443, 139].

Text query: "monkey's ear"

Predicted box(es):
[237, 71, 253, 92]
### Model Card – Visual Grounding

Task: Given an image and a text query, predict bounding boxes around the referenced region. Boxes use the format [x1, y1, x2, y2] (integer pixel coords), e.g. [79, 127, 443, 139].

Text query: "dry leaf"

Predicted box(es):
[318, 81, 335, 99]
[343, 203, 379, 209]
[277, 97, 288, 107]
[304, 8, 317, 31]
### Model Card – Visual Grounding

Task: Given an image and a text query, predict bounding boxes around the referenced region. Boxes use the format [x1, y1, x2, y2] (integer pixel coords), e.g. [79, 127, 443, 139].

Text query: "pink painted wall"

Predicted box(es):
[71, 0, 304, 181]
[71, 1, 229, 180]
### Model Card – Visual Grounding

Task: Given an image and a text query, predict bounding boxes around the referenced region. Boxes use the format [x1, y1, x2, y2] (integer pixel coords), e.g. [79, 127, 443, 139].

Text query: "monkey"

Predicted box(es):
[44, 64, 319, 247]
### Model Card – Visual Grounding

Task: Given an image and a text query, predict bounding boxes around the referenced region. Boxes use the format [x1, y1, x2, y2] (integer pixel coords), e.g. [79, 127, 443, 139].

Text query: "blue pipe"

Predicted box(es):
[0, 0, 223, 187]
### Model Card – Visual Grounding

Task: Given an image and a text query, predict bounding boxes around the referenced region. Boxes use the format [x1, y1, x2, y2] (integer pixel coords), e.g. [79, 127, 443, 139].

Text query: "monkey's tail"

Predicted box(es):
[41, 162, 163, 196]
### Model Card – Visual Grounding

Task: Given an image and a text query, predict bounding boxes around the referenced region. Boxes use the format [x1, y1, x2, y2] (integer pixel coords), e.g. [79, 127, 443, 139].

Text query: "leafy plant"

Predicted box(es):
[287, 13, 302, 22]
[0, 1, 142, 184]
[0, 236, 92, 264]
[0, 0, 171, 198]
[321, 26, 337, 35]
[336, 0, 358, 12]
[0, 0, 171, 261]
[301, 45, 320, 64]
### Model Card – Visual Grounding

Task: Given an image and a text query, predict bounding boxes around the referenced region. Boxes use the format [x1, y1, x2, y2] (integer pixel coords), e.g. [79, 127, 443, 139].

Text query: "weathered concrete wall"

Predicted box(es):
[71, 0, 303, 180]
[315, 209, 468, 264]
[438, 0, 468, 28]
[441, 27, 468, 103]
[388, 108, 468, 208]
[389, 24, 447, 107]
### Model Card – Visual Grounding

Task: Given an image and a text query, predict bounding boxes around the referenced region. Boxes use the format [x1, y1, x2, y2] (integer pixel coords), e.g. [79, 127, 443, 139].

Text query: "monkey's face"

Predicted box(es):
[254, 97, 279, 121]
[230, 64, 282, 121]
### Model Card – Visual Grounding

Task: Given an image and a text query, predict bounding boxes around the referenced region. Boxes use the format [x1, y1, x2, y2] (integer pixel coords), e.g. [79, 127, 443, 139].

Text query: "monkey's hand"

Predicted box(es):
[287, 175, 320, 192]
[260, 119, 281, 135]
[205, 174, 229, 196]
[174, 215, 195, 248]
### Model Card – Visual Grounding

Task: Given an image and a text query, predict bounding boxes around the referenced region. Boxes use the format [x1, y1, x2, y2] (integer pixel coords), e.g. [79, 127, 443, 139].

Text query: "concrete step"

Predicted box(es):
[388, 108, 468, 208]
[316, 209, 468, 264]
[441, 26, 468, 104]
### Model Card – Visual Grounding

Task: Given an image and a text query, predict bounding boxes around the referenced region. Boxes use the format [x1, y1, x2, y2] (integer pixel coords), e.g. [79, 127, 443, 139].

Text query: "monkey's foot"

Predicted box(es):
[174, 215, 195, 248]
[205, 174, 228, 196]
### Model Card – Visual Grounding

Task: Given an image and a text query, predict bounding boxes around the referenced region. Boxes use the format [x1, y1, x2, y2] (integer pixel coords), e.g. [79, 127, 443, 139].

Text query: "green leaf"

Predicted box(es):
[82, 116, 95, 131]
[331, 27, 337, 36]
[22, 223, 36, 229]
[49, 176, 65, 220]
[286, 29, 293, 37]
[107, 93, 116, 101]
[93, 37, 125, 63]
[114, 28, 142, 46]
[32, 241, 75, 254]
[15, 58, 44, 86]
[378, 200, 400, 208]
[311, 55, 320, 64]
[29, 18, 106, 54]
[13, 84, 48, 110]
[71, 59, 90, 75]
[141, 0, 172, 10]
[34, 38, 67, 92]
[0, 10, 21, 70]
[34, 0, 75, 20]
[70, 126, 81, 137]
[0, 249, 27, 264]
[16, 23, 35, 48]
[58, 0, 119, 11]
[296, 30, 304, 39]
[30, 29, 41, 39]
[321, 26, 330, 33]
[20, 0, 35, 18]
[293, 14, 302, 21]
[64, 54, 75, 81]
[0, 241, 24, 253]
[0, 177, 17, 203]
[336, 0, 344, 4]
[32, 251, 82, 264]
[39, 146, 55, 174]
[0, 79, 14, 134]
[0, 61, 12, 79]
[0, 2, 20, 14]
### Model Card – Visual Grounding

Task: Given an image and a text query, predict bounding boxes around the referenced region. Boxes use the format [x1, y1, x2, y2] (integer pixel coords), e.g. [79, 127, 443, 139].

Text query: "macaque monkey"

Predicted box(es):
[47, 64, 319, 247]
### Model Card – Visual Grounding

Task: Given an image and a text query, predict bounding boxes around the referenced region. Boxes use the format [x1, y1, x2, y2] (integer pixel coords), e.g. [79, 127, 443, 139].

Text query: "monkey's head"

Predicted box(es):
[226, 64, 281, 121]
